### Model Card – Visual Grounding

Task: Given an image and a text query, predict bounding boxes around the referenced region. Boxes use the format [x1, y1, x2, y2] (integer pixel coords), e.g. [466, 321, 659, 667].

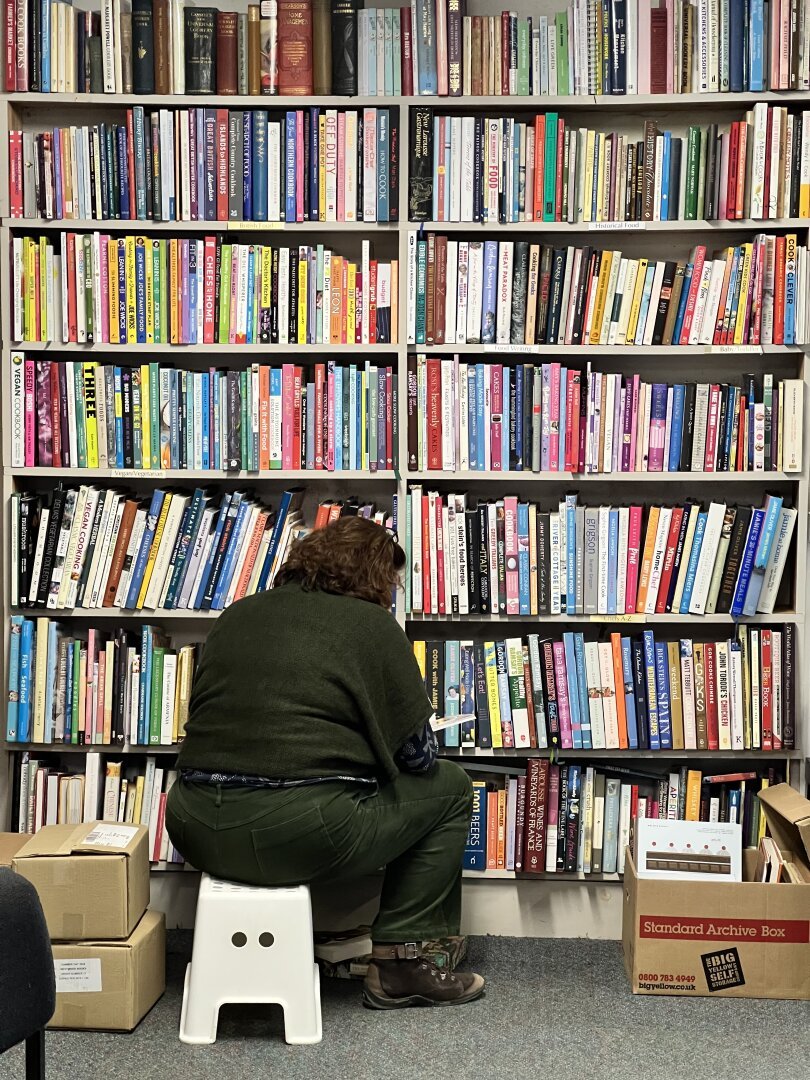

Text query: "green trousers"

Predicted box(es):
[165, 759, 473, 943]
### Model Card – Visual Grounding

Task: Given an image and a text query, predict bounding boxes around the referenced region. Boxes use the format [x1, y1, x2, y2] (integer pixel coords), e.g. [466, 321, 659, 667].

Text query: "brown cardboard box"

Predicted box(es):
[0, 832, 31, 867]
[623, 784, 810, 1000]
[12, 822, 149, 940]
[49, 910, 166, 1031]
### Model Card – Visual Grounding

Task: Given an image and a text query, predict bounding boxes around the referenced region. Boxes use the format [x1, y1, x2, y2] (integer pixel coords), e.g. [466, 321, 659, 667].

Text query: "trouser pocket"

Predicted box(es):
[251, 805, 338, 885]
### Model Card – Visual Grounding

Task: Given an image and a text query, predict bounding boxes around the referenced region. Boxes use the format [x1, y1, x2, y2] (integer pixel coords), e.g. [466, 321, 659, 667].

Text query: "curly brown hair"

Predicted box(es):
[275, 516, 405, 608]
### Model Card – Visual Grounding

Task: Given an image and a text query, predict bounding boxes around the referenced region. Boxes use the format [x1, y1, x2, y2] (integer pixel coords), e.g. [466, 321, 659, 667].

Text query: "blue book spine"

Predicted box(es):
[460, 645, 475, 745]
[256, 490, 298, 593]
[113, 367, 125, 467]
[574, 633, 592, 749]
[517, 502, 530, 614]
[377, 109, 390, 222]
[721, 385, 736, 464]
[466, 367, 478, 469]
[749, 0, 765, 90]
[515, 363, 524, 468]
[668, 384, 686, 470]
[41, 0, 50, 90]
[242, 111, 253, 220]
[415, 0, 438, 94]
[212, 370, 221, 468]
[285, 113, 297, 222]
[117, 126, 130, 218]
[334, 365, 343, 471]
[563, 633, 583, 749]
[200, 372, 210, 469]
[731, 509, 765, 617]
[443, 640, 460, 748]
[204, 111, 216, 220]
[212, 498, 250, 609]
[463, 781, 487, 870]
[755, 495, 783, 569]
[475, 364, 486, 469]
[250, 111, 268, 221]
[654, 641, 672, 749]
[502, 372, 509, 477]
[607, 508, 619, 614]
[137, 626, 151, 745]
[565, 494, 577, 613]
[43, 620, 58, 742]
[634, 264, 655, 342]
[18, 619, 34, 743]
[672, 259, 694, 343]
[621, 637, 639, 749]
[6, 616, 24, 741]
[660, 132, 671, 219]
[308, 107, 319, 220]
[728, 788, 742, 823]
[195, 493, 233, 608]
[165, 489, 205, 609]
[785, 249, 796, 345]
[185, 374, 194, 465]
[355, 371, 362, 469]
[126, 489, 167, 609]
[642, 630, 660, 751]
[481, 241, 498, 343]
[679, 510, 707, 613]
[729, 0, 745, 90]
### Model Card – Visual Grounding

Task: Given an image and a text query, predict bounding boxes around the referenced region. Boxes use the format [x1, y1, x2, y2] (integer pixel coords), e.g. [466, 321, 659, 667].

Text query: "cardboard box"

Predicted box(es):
[0, 832, 31, 867]
[623, 784, 810, 1000]
[13, 822, 149, 940]
[49, 909, 166, 1031]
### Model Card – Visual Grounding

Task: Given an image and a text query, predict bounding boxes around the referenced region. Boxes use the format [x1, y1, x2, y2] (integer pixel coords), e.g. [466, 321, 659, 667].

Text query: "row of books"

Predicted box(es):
[12, 235, 399, 345]
[409, 106, 810, 224]
[405, 490, 795, 618]
[11, 357, 398, 473]
[417, 628, 795, 753]
[409, 360, 804, 476]
[9, 485, 390, 613]
[463, 765, 779, 875]
[17, 753, 183, 865]
[406, 233, 809, 348]
[10, 106, 400, 224]
[7, 617, 198, 746]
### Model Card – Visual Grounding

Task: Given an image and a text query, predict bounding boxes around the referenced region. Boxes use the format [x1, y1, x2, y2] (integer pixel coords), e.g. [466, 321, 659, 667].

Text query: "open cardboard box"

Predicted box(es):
[623, 784, 810, 999]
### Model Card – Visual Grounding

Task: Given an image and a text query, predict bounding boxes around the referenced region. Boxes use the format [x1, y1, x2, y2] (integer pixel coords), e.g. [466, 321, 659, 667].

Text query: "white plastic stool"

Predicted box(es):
[179, 874, 322, 1045]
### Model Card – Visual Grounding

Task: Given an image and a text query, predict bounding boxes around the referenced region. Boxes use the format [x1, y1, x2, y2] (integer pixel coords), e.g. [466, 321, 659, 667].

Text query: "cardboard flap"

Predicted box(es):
[14, 823, 96, 859]
[15, 822, 146, 860]
[758, 784, 810, 869]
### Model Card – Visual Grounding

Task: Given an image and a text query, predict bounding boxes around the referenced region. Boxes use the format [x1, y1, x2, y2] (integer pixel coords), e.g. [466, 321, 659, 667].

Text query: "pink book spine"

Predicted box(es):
[704, 384, 720, 470]
[629, 374, 641, 473]
[435, 0, 449, 96]
[181, 239, 190, 343]
[637, 0, 652, 94]
[490, 364, 503, 470]
[281, 363, 295, 468]
[203, 237, 216, 343]
[564, 369, 576, 470]
[718, 133, 730, 219]
[341, 258, 349, 344]
[85, 630, 96, 741]
[665, 0, 675, 93]
[24, 358, 35, 465]
[549, 362, 561, 470]
[504, 494, 519, 613]
[228, 245, 239, 344]
[337, 111, 346, 223]
[99, 236, 110, 344]
[9, 130, 22, 217]
[436, 115, 446, 221]
[326, 361, 336, 471]
[552, 642, 573, 749]
[751, 240, 765, 344]
[679, 246, 707, 344]
[96, 649, 106, 745]
[355, 270, 362, 344]
[625, 505, 644, 613]
[296, 111, 305, 223]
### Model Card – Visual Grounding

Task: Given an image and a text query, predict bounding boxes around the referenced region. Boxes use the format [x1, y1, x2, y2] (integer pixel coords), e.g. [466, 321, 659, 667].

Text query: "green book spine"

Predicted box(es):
[415, 240, 427, 343]
[544, 114, 558, 221]
[149, 647, 165, 745]
[74, 362, 88, 467]
[685, 127, 700, 220]
[219, 246, 232, 343]
[556, 14, 569, 95]
[149, 362, 161, 467]
[72, 644, 81, 745]
[517, 21, 530, 96]
[151, 242, 161, 344]
[83, 234, 94, 340]
[159, 240, 168, 343]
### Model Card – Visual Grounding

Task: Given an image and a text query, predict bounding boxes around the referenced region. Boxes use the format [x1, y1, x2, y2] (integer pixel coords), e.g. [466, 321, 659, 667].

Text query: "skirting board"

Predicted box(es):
[148, 873, 623, 940]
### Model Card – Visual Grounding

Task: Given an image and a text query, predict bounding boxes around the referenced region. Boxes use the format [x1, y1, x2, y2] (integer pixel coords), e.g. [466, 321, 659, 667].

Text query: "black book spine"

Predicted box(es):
[270, 246, 280, 343]
[571, 247, 592, 345]
[132, 0, 156, 93]
[179, 370, 188, 470]
[465, 508, 479, 613]
[184, 7, 217, 94]
[782, 623, 795, 749]
[651, 260, 676, 345]
[121, 369, 134, 467]
[665, 504, 693, 612]
[564, 766, 581, 872]
[289, 248, 299, 343]
[115, 631, 129, 745]
[540, 640, 559, 744]
[716, 505, 753, 613]
[679, 382, 697, 470]
[473, 643, 491, 748]
[667, 138, 682, 220]
[17, 497, 33, 606]
[535, 245, 553, 343]
[203, 497, 239, 609]
[409, 107, 434, 222]
[477, 504, 490, 614]
[510, 242, 530, 345]
[226, 371, 241, 469]
[331, 0, 359, 94]
[389, 112, 399, 222]
[473, 117, 483, 222]
[716, 384, 730, 471]
[522, 367, 533, 467]
[556, 765, 568, 869]
[536, 511, 549, 615]
[546, 248, 566, 344]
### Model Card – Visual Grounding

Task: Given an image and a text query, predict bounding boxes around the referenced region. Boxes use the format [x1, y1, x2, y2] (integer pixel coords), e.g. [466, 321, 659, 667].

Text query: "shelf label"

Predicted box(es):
[228, 220, 284, 231]
[704, 344, 762, 354]
[588, 220, 646, 231]
[491, 343, 540, 354]
[111, 469, 166, 479]
[589, 614, 647, 624]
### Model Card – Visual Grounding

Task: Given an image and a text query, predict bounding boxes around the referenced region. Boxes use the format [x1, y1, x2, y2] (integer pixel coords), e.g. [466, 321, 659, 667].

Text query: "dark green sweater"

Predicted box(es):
[178, 584, 433, 782]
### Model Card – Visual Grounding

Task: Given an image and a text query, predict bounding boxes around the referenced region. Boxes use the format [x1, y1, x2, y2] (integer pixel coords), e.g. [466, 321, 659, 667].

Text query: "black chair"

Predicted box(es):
[0, 868, 56, 1079]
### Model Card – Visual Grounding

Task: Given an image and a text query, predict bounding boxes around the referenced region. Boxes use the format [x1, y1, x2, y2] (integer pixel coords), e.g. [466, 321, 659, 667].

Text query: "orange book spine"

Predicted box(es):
[496, 787, 507, 869]
[635, 506, 661, 613]
[611, 633, 629, 748]
[685, 770, 702, 820]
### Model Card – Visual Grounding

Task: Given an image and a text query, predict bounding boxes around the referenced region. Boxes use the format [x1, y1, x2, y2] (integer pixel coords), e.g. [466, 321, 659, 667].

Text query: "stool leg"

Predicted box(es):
[281, 964, 323, 1045]
[25, 1030, 44, 1080]
[179, 962, 221, 1046]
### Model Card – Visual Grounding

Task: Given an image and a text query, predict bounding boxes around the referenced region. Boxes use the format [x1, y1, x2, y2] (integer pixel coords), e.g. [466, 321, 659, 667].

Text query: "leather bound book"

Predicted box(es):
[153, 0, 172, 95]
[132, 0, 155, 94]
[312, 0, 331, 94]
[277, 0, 314, 94]
[247, 5, 262, 94]
[120, 10, 134, 92]
[88, 36, 105, 93]
[331, 0, 359, 95]
[216, 10, 239, 94]
[184, 8, 217, 94]
[649, 6, 667, 94]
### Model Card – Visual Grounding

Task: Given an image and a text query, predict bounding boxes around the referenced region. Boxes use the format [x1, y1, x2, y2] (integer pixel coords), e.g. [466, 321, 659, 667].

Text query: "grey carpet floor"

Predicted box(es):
[1, 935, 808, 1080]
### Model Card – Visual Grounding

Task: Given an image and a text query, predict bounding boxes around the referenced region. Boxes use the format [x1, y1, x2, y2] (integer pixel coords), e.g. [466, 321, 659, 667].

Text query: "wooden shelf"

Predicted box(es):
[6, 467, 397, 481]
[5, 218, 398, 232]
[406, 470, 796, 483]
[462, 869, 621, 880]
[412, 218, 810, 233]
[409, 343, 803, 356]
[407, 612, 797, 624]
[9, 341, 398, 354]
[440, 748, 801, 760]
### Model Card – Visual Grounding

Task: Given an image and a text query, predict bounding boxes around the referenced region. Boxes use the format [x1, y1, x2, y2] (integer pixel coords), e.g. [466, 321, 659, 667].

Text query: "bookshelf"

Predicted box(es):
[2, 4, 808, 937]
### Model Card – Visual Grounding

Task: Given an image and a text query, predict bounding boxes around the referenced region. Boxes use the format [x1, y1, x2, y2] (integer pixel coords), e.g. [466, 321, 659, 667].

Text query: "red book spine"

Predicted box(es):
[772, 234, 786, 343]
[421, 493, 432, 611]
[523, 759, 549, 873]
[9, 129, 22, 217]
[514, 775, 527, 867]
[400, 7, 413, 96]
[216, 110, 229, 220]
[427, 358, 442, 469]
[726, 122, 739, 219]
[564, 370, 576, 469]
[50, 362, 62, 465]
[655, 507, 684, 613]
[500, 12, 510, 95]
[314, 362, 325, 468]
[679, 246, 707, 343]
[4, 0, 14, 91]
[533, 116, 545, 220]
[704, 642, 719, 751]
[751, 239, 765, 345]
[735, 121, 747, 220]
[554, 118, 565, 222]
[435, 494, 446, 615]
[281, 363, 294, 469]
[277, 0, 314, 95]
[760, 629, 773, 751]
[490, 363, 502, 470]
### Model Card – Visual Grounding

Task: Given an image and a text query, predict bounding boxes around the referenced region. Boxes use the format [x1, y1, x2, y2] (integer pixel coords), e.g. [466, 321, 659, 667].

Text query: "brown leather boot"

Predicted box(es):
[363, 943, 485, 1009]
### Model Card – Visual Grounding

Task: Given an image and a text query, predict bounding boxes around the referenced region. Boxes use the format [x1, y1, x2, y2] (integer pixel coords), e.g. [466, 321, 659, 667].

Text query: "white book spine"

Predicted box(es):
[344, 111, 358, 223]
[688, 501, 727, 614]
[456, 242, 469, 344]
[445, 241, 458, 345]
[362, 109, 376, 223]
[680, 640, 697, 749]
[406, 231, 417, 344]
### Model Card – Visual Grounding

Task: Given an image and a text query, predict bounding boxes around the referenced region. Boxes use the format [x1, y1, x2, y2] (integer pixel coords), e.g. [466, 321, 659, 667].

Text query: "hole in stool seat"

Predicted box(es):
[259, 932, 274, 948]
[232, 932, 247, 948]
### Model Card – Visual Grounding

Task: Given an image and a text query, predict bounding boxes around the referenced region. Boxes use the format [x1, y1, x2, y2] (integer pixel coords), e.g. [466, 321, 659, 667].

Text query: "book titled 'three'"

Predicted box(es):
[277, 0, 314, 94]
[184, 8, 217, 94]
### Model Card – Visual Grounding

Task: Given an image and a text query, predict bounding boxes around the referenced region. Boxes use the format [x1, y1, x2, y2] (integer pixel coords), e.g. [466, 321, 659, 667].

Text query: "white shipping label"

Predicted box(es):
[54, 959, 102, 994]
[82, 823, 139, 848]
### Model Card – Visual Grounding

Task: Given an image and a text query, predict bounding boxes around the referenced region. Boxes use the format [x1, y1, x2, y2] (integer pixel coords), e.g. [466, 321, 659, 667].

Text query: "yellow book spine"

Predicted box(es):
[590, 250, 612, 343]
[318, 115, 327, 221]
[133, 775, 145, 825]
[347, 262, 357, 344]
[391, 259, 398, 345]
[39, 237, 49, 341]
[83, 362, 99, 468]
[484, 641, 503, 748]
[109, 239, 120, 343]
[140, 364, 151, 466]
[298, 249, 307, 343]
[413, 640, 426, 677]
[125, 236, 136, 344]
[145, 241, 154, 343]
[583, 130, 596, 222]
[685, 769, 702, 820]
[757, 778, 769, 841]
[169, 239, 180, 344]
[625, 257, 649, 342]
[733, 243, 754, 344]
[136, 492, 170, 609]
[330, 255, 342, 344]
[25, 238, 36, 339]
[32, 617, 50, 743]
[261, 245, 272, 315]
[635, 505, 661, 612]
[595, 134, 606, 222]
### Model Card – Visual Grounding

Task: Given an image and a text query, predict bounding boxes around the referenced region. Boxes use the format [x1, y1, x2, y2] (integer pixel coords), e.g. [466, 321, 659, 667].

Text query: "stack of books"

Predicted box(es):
[12, 234, 398, 345]
[406, 233, 809, 347]
[406, 491, 796, 617]
[416, 628, 795, 752]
